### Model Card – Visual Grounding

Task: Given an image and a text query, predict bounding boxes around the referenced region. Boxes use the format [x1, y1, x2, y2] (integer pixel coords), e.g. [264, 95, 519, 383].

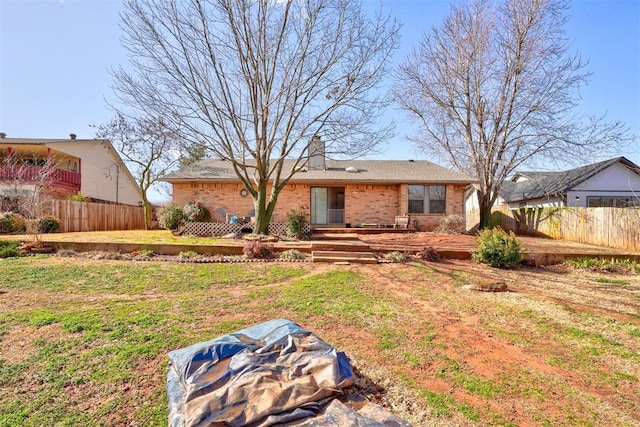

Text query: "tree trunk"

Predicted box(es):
[252, 182, 277, 235]
[478, 195, 494, 230]
[143, 201, 153, 230]
[253, 183, 271, 234]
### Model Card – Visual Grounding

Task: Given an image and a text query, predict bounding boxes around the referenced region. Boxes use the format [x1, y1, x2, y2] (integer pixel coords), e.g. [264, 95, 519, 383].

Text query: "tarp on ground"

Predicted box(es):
[167, 318, 410, 427]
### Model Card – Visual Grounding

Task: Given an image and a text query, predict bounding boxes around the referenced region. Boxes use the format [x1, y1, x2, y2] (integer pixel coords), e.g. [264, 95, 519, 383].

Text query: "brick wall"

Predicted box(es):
[172, 182, 309, 222]
[172, 181, 467, 230]
[398, 184, 467, 231]
[344, 184, 400, 225]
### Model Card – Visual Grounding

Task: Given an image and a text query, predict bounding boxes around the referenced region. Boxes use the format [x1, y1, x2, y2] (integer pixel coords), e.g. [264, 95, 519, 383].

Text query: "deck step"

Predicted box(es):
[310, 241, 372, 252]
[312, 250, 378, 264]
[311, 232, 361, 241]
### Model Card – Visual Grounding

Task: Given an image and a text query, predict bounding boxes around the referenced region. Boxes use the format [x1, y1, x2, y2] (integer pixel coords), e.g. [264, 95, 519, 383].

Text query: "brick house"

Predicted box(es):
[162, 149, 474, 231]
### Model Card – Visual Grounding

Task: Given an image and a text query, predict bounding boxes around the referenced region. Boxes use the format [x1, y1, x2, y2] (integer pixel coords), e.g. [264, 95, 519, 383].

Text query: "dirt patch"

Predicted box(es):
[336, 261, 640, 426]
[1, 256, 639, 426]
[360, 231, 637, 258]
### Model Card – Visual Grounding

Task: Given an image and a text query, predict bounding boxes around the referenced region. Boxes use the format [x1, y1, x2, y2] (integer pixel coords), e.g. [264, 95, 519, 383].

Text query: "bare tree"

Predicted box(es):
[111, 0, 400, 234]
[0, 150, 62, 241]
[393, 0, 634, 229]
[93, 113, 182, 229]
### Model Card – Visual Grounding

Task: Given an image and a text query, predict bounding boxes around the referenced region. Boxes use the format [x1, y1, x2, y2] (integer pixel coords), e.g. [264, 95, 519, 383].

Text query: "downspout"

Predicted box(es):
[116, 164, 120, 204]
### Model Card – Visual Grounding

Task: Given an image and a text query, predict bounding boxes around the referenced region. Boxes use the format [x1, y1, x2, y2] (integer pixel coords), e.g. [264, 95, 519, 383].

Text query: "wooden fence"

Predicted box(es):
[46, 200, 146, 232]
[472, 207, 640, 252]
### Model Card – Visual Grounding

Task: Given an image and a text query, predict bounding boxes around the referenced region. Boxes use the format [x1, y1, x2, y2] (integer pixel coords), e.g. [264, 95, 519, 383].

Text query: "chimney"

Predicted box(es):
[0, 132, 6, 138]
[308, 135, 325, 171]
[70, 133, 77, 140]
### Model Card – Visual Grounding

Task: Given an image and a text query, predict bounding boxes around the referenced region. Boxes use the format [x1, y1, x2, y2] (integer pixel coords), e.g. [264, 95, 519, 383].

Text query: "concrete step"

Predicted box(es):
[310, 241, 372, 252]
[312, 250, 378, 264]
[311, 232, 361, 241]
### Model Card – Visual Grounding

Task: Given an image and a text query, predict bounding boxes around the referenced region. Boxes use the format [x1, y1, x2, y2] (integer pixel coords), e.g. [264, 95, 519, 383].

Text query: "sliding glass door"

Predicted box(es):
[310, 187, 344, 225]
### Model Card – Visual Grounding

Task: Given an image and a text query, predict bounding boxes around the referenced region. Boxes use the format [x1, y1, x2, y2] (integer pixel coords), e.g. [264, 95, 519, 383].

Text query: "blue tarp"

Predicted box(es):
[167, 319, 409, 426]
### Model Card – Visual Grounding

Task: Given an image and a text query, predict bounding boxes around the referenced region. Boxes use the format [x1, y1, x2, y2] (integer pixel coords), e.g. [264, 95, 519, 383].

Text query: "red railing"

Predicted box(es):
[0, 164, 81, 190]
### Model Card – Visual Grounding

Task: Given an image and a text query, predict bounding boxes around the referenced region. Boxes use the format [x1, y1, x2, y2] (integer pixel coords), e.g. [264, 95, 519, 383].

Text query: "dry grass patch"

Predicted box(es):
[0, 257, 639, 426]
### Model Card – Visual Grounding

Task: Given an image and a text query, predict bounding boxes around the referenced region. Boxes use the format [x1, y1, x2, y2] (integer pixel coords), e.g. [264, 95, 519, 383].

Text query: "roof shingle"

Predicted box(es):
[161, 159, 475, 184]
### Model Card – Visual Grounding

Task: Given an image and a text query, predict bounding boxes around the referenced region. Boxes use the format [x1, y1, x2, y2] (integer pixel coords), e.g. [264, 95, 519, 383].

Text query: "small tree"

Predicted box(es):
[0, 149, 62, 242]
[93, 113, 183, 230]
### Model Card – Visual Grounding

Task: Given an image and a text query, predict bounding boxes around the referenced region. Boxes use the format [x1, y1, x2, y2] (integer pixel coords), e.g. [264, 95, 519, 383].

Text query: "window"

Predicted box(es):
[408, 185, 446, 214]
[587, 197, 635, 207]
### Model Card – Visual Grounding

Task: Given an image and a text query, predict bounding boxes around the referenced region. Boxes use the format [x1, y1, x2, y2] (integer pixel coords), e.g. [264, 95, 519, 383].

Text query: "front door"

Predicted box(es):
[310, 187, 345, 225]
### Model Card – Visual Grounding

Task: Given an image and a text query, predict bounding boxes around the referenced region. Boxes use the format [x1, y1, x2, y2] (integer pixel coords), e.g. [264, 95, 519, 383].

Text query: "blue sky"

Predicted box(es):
[1, 0, 639, 167]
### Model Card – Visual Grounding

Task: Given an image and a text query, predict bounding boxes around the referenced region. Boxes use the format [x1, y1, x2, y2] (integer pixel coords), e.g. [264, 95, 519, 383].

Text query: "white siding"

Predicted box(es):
[52, 141, 142, 206]
[568, 163, 640, 207]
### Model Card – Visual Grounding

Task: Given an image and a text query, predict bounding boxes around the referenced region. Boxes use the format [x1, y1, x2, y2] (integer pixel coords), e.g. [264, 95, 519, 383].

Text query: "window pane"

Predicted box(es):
[429, 185, 445, 201]
[408, 200, 424, 213]
[429, 200, 446, 214]
[408, 185, 424, 200]
[587, 198, 601, 207]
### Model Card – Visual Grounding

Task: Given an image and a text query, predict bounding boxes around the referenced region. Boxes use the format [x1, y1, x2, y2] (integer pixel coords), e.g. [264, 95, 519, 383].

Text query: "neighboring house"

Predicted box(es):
[161, 143, 474, 231]
[0, 134, 143, 208]
[467, 157, 640, 211]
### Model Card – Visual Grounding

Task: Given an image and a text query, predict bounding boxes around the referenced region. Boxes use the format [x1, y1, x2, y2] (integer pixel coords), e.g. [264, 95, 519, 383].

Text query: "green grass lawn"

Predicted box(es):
[1, 256, 639, 426]
[0, 258, 388, 426]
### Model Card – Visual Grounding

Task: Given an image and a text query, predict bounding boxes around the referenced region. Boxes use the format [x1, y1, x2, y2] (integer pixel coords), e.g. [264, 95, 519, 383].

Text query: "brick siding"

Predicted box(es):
[172, 181, 467, 231]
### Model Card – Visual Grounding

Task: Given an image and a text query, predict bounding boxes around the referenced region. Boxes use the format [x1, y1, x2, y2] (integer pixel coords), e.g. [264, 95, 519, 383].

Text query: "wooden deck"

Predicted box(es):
[311, 226, 412, 235]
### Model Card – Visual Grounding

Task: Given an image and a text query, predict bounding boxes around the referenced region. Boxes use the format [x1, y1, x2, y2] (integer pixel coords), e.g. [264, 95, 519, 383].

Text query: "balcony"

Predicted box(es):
[0, 164, 81, 191]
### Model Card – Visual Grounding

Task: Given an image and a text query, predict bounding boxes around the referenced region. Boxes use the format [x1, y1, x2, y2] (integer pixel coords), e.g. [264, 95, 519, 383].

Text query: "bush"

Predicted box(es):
[158, 203, 184, 230]
[279, 249, 306, 261]
[37, 215, 61, 233]
[183, 200, 211, 222]
[0, 240, 20, 258]
[243, 240, 274, 259]
[434, 215, 466, 234]
[472, 228, 523, 268]
[284, 207, 309, 239]
[417, 245, 441, 262]
[178, 250, 200, 260]
[69, 192, 91, 202]
[0, 212, 26, 233]
[385, 251, 407, 263]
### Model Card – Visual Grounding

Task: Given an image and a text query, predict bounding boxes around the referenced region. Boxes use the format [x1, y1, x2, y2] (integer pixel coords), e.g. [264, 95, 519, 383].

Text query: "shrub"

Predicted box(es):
[284, 207, 309, 239]
[385, 251, 407, 263]
[37, 215, 61, 233]
[69, 192, 91, 202]
[183, 200, 211, 222]
[158, 203, 184, 230]
[472, 228, 523, 268]
[0, 212, 26, 233]
[279, 249, 306, 261]
[243, 240, 274, 259]
[434, 215, 466, 234]
[417, 245, 441, 262]
[178, 250, 200, 260]
[0, 240, 20, 258]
